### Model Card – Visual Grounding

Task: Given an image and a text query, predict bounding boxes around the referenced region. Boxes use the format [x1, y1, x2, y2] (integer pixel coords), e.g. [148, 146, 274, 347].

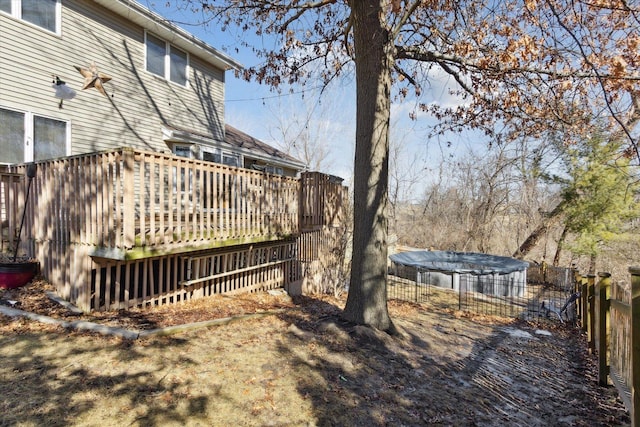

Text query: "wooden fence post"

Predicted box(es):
[597, 272, 611, 386]
[588, 274, 596, 353]
[575, 272, 585, 329]
[580, 274, 589, 332]
[630, 266, 640, 426]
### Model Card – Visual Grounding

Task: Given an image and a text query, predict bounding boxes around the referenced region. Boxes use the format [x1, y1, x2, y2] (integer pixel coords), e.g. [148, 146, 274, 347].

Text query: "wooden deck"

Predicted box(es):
[1, 149, 348, 311]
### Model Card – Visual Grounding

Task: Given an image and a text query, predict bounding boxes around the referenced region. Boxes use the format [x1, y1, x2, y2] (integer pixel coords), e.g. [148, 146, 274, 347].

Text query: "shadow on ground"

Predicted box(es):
[274, 296, 629, 426]
[0, 293, 630, 426]
[0, 328, 207, 426]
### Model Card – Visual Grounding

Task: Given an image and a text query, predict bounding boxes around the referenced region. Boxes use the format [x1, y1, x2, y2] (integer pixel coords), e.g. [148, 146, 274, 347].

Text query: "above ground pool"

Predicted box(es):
[389, 250, 529, 297]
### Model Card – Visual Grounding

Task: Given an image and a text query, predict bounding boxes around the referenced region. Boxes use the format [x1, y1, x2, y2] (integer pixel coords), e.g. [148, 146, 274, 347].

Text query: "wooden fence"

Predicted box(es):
[580, 267, 640, 426]
[1, 148, 348, 311]
[527, 262, 575, 291]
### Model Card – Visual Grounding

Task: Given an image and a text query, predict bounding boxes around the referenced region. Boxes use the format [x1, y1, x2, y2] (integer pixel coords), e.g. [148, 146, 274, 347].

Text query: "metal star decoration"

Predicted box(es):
[74, 62, 112, 97]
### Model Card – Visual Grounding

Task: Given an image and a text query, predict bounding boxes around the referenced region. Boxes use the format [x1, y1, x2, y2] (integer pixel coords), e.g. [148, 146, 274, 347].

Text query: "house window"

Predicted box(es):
[202, 151, 221, 164]
[146, 32, 188, 86]
[222, 153, 239, 167]
[0, 107, 69, 164]
[0, 0, 60, 34]
[173, 145, 193, 159]
[145, 33, 166, 77]
[0, 108, 25, 164]
[33, 116, 67, 160]
[174, 144, 241, 168]
[265, 165, 284, 176]
[203, 147, 240, 168]
[170, 48, 188, 86]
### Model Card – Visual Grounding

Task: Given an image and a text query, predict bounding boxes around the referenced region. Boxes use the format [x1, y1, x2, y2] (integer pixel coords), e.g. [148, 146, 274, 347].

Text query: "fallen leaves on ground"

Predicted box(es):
[0, 278, 631, 426]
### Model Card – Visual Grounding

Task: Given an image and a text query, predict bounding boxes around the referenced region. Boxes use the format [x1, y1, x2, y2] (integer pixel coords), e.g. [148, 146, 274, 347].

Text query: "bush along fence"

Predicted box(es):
[579, 267, 640, 426]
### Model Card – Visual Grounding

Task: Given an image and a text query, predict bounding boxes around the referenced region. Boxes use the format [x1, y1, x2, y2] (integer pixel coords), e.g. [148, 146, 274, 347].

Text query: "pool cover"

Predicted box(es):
[389, 250, 529, 275]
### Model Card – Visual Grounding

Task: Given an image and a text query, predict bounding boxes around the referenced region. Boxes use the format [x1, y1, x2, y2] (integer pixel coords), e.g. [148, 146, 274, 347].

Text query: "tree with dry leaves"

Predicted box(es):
[176, 0, 640, 332]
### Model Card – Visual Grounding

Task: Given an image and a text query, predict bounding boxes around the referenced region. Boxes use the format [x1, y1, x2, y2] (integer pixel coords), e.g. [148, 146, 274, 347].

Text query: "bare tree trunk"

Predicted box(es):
[512, 201, 565, 259]
[342, 0, 394, 332]
[588, 253, 597, 274]
[552, 226, 568, 266]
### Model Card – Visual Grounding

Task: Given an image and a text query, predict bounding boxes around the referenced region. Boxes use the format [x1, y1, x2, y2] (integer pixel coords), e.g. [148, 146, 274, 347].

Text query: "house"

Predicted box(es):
[0, 0, 346, 312]
[0, 0, 304, 176]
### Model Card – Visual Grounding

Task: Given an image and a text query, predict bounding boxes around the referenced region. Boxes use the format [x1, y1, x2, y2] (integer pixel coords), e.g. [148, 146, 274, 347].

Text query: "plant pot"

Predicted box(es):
[0, 260, 39, 289]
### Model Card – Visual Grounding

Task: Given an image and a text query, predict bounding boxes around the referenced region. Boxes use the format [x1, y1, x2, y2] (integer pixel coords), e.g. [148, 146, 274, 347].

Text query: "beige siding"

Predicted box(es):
[0, 0, 226, 157]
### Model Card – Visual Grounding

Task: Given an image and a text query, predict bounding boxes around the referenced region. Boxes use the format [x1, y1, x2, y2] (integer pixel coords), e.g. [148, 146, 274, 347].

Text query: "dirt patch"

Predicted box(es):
[0, 280, 630, 426]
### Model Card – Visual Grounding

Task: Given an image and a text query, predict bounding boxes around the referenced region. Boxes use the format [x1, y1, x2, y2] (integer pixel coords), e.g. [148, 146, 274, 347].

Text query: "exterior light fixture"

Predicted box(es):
[52, 75, 76, 109]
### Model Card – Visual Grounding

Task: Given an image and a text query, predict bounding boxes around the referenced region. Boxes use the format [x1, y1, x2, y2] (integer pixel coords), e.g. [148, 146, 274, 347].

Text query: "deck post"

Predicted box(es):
[597, 272, 611, 386]
[122, 148, 135, 248]
[630, 267, 640, 427]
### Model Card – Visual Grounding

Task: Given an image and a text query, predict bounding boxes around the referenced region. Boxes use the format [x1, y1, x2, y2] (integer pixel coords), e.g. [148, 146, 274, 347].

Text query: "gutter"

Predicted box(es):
[92, 0, 243, 71]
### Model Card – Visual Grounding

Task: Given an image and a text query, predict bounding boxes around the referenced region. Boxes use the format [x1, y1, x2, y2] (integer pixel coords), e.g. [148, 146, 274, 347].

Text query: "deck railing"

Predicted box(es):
[1, 148, 347, 311]
[3, 148, 321, 258]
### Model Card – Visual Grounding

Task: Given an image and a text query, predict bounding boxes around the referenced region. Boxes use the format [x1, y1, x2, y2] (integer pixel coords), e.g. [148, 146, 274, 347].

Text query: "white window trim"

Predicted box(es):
[0, 106, 71, 164]
[0, 0, 62, 36]
[144, 31, 190, 87]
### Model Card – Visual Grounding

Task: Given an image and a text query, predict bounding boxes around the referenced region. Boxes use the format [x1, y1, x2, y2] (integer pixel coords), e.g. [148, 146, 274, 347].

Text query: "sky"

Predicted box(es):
[140, 1, 488, 196]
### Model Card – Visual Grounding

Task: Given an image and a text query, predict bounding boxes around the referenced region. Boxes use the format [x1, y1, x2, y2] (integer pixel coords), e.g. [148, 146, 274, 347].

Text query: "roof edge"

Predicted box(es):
[162, 126, 306, 171]
[92, 0, 243, 71]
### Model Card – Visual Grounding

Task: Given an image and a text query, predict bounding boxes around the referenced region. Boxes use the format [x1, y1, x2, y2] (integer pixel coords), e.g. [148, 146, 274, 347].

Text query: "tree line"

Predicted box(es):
[389, 131, 640, 280]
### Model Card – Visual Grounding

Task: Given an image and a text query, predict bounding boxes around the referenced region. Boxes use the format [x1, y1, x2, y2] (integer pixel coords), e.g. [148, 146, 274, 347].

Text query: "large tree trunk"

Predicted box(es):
[342, 0, 394, 332]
